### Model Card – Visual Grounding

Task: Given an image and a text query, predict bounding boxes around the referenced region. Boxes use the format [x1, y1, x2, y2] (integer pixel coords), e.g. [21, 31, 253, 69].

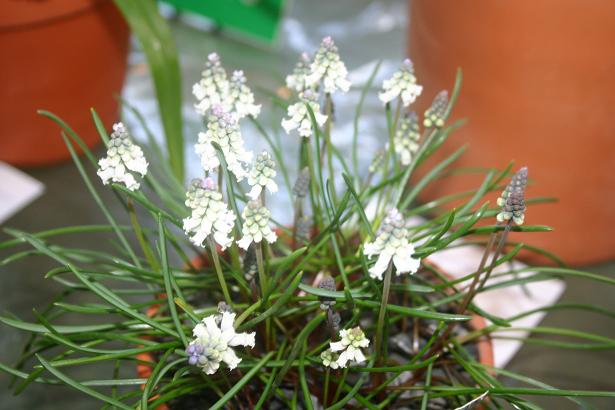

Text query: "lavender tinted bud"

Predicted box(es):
[318, 276, 337, 310]
[293, 167, 311, 198]
[497, 167, 528, 225]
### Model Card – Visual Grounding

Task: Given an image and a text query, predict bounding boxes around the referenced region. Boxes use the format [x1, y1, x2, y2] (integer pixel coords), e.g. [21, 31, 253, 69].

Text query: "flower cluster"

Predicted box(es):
[183, 178, 236, 250]
[196, 106, 253, 181]
[285, 52, 313, 93]
[379, 59, 423, 107]
[193, 53, 230, 116]
[247, 151, 278, 200]
[306, 36, 351, 94]
[237, 201, 277, 250]
[363, 208, 421, 280]
[394, 112, 421, 166]
[423, 90, 449, 128]
[227, 70, 261, 118]
[186, 311, 255, 375]
[327, 327, 370, 368]
[282, 90, 327, 138]
[497, 167, 528, 225]
[193, 53, 260, 119]
[320, 349, 340, 369]
[97, 123, 148, 191]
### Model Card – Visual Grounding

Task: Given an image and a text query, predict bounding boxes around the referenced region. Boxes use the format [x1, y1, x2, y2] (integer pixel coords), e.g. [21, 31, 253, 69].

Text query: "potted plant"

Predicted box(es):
[1, 36, 614, 409]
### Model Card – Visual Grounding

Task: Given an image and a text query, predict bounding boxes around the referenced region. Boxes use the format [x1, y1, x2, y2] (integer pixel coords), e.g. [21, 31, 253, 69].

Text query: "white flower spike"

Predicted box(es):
[195, 106, 253, 181]
[286, 52, 313, 93]
[193, 53, 230, 116]
[394, 112, 421, 166]
[306, 36, 351, 94]
[281, 90, 327, 138]
[237, 201, 277, 250]
[228, 70, 261, 118]
[97, 122, 148, 191]
[186, 311, 255, 375]
[247, 151, 278, 200]
[379, 58, 423, 107]
[183, 178, 236, 250]
[329, 327, 370, 368]
[363, 208, 420, 280]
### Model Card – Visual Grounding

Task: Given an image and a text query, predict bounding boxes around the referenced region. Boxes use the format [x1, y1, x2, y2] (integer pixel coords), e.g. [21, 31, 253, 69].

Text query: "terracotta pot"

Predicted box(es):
[0, 0, 129, 167]
[408, 0, 615, 265]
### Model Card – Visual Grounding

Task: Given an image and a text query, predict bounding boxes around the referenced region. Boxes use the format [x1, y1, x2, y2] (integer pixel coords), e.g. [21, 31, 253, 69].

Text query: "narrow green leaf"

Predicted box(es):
[356, 300, 472, 322]
[36, 354, 132, 410]
[113, 0, 184, 180]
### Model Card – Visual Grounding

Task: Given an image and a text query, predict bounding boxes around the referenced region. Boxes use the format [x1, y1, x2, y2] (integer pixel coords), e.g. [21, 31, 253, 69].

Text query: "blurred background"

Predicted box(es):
[1, 0, 614, 408]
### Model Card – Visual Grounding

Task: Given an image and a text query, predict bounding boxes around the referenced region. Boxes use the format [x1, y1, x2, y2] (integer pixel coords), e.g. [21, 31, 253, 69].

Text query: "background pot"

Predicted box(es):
[408, 0, 615, 265]
[0, 0, 129, 166]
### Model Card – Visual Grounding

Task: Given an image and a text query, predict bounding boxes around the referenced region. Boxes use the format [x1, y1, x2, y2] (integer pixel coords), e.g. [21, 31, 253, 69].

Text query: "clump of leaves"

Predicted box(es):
[1, 35, 615, 410]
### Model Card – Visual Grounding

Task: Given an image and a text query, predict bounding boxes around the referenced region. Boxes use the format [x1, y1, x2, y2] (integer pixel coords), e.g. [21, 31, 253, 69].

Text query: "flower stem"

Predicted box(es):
[208, 237, 232, 306]
[389, 98, 402, 173]
[255, 242, 267, 298]
[323, 368, 330, 407]
[331, 367, 349, 404]
[126, 199, 154, 271]
[256, 241, 273, 350]
[374, 262, 393, 366]
[324, 93, 338, 205]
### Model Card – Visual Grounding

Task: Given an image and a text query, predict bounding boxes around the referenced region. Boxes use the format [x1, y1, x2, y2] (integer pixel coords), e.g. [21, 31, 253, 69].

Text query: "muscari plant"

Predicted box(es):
[1, 36, 615, 409]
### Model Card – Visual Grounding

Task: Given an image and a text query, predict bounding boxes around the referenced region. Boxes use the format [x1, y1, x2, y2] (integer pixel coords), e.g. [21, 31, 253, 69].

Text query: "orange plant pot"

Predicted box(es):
[0, 0, 129, 167]
[408, 0, 615, 265]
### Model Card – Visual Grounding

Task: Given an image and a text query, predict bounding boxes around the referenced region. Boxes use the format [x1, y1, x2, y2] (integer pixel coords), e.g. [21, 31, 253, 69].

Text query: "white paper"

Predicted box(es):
[429, 241, 565, 368]
[0, 162, 45, 224]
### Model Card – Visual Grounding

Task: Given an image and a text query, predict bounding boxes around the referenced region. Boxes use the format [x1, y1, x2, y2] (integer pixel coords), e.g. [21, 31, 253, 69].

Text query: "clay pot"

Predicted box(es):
[408, 0, 615, 265]
[0, 0, 129, 166]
